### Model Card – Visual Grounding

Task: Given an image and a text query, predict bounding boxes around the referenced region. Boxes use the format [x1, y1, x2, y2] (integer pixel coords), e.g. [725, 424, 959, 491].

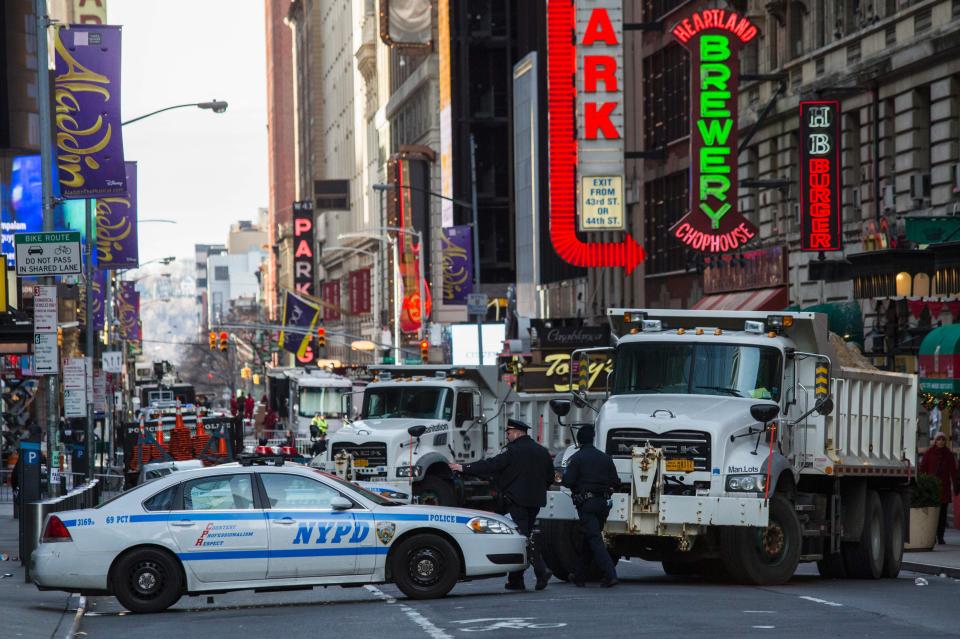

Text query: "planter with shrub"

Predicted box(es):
[905, 473, 941, 551]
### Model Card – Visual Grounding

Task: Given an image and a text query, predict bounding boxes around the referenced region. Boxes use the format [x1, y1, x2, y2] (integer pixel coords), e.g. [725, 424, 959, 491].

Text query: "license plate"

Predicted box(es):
[666, 459, 694, 472]
[353, 459, 369, 467]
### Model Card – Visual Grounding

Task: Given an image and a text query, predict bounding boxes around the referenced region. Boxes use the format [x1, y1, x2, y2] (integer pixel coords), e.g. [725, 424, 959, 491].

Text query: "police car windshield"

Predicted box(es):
[612, 342, 782, 401]
[312, 470, 401, 506]
[362, 387, 450, 420]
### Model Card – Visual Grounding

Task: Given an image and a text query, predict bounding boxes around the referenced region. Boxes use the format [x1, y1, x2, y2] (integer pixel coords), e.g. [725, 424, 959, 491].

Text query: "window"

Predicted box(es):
[183, 475, 255, 511]
[143, 485, 179, 511]
[612, 342, 783, 401]
[214, 266, 229, 281]
[455, 392, 474, 426]
[261, 474, 342, 509]
[298, 387, 348, 417]
[643, 43, 689, 150]
[643, 171, 689, 275]
[362, 387, 450, 420]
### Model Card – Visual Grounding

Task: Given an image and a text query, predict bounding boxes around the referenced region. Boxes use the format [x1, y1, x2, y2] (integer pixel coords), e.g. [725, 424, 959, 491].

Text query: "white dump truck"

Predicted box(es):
[539, 308, 917, 585]
[312, 364, 595, 506]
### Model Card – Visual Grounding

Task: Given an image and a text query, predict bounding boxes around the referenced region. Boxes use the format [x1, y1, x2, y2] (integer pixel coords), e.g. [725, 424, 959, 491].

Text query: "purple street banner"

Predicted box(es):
[279, 290, 320, 360]
[441, 225, 472, 305]
[96, 161, 138, 269]
[54, 25, 127, 199]
[90, 269, 106, 331]
[118, 281, 140, 341]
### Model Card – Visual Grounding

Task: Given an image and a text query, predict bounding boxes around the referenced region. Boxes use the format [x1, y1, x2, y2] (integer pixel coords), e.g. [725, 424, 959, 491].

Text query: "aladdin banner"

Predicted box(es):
[54, 25, 127, 199]
[279, 290, 320, 363]
[441, 225, 472, 305]
[90, 269, 106, 331]
[118, 281, 140, 341]
[96, 161, 138, 268]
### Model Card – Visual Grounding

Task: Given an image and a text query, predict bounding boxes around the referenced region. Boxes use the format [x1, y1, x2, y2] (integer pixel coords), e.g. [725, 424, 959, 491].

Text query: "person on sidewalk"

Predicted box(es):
[919, 431, 959, 545]
[561, 425, 620, 587]
[449, 419, 554, 591]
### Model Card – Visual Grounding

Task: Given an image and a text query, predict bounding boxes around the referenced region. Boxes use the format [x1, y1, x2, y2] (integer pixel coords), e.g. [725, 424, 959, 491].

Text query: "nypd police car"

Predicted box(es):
[31, 462, 527, 613]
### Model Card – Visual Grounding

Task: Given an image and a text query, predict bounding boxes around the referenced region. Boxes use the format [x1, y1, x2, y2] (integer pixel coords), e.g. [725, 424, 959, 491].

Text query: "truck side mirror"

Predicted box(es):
[815, 396, 834, 416]
[550, 399, 571, 417]
[750, 403, 779, 424]
[407, 425, 427, 438]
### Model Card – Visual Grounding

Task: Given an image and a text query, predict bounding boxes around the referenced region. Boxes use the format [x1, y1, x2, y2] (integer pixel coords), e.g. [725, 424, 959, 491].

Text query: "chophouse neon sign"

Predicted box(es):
[670, 10, 758, 254]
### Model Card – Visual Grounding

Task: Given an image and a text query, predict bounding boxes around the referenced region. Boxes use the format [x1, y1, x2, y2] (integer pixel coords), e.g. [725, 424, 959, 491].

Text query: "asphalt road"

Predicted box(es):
[80, 561, 960, 638]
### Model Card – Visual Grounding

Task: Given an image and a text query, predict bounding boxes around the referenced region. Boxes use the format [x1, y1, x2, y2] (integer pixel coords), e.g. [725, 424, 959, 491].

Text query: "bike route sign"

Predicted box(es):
[14, 231, 82, 277]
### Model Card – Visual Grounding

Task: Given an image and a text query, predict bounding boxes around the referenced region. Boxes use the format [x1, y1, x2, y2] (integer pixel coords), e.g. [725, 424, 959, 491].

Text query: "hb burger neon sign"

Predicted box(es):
[670, 9, 759, 254]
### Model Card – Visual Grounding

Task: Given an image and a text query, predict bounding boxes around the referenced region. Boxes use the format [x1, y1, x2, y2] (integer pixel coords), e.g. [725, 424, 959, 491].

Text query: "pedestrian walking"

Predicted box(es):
[449, 419, 553, 591]
[919, 431, 959, 544]
[561, 425, 620, 587]
[244, 394, 255, 420]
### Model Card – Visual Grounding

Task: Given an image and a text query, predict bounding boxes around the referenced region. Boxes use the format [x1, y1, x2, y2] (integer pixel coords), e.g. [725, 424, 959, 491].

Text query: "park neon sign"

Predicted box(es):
[670, 10, 758, 254]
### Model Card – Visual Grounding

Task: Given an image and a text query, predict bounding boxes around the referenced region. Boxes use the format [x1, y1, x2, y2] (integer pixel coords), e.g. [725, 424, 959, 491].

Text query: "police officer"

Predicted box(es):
[449, 419, 553, 591]
[311, 413, 328, 437]
[561, 424, 619, 587]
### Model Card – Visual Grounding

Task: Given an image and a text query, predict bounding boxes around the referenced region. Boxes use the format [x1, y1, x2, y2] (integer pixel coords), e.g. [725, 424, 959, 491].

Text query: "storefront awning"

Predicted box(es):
[692, 286, 788, 311]
[919, 324, 960, 394]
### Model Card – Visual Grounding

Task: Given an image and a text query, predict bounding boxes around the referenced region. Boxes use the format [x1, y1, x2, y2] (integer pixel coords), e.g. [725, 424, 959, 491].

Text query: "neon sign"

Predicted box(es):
[669, 9, 758, 254]
[292, 200, 314, 296]
[799, 101, 842, 252]
[546, 0, 644, 272]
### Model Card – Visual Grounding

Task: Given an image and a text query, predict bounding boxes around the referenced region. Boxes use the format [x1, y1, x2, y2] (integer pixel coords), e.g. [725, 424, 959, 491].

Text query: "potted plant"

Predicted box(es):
[905, 473, 941, 551]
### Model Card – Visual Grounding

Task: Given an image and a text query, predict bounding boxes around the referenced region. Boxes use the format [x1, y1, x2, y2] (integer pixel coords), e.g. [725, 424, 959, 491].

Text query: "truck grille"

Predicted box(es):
[605, 429, 711, 471]
[331, 442, 388, 467]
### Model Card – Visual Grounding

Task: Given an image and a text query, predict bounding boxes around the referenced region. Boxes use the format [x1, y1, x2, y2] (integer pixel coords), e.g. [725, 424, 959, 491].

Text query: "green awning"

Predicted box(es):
[919, 324, 960, 394]
[786, 302, 865, 346]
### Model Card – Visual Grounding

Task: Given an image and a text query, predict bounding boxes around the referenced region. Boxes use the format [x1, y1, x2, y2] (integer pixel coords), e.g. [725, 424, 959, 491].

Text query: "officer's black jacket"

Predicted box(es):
[462, 434, 554, 508]
[561, 444, 619, 494]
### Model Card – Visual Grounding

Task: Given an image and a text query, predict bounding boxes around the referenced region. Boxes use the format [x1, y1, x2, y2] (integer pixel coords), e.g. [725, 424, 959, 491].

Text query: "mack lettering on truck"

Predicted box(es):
[605, 429, 712, 471]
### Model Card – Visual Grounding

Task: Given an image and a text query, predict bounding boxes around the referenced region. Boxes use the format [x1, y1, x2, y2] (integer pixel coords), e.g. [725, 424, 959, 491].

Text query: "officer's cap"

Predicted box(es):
[506, 418, 531, 432]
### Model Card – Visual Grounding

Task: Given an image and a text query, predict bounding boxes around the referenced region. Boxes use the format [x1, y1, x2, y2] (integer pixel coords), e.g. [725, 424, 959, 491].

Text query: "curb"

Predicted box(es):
[65, 594, 87, 639]
[902, 562, 960, 579]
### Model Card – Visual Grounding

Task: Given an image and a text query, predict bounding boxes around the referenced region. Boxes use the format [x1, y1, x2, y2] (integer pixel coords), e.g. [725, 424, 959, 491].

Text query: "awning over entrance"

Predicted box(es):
[692, 286, 788, 311]
[919, 324, 960, 394]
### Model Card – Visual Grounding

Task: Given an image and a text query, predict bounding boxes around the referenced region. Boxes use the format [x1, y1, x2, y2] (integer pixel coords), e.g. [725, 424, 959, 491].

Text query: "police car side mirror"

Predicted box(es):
[331, 496, 353, 510]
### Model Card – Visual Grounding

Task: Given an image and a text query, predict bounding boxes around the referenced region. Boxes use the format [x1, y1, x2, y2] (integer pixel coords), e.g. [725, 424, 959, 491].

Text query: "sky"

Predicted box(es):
[109, 0, 268, 265]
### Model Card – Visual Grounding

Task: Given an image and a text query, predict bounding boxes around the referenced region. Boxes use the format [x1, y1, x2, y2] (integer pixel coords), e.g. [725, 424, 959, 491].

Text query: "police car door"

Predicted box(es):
[259, 473, 369, 578]
[166, 473, 268, 583]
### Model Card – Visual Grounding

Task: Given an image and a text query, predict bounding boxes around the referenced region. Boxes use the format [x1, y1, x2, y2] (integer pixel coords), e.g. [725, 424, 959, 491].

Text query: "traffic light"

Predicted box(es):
[420, 339, 429, 363]
[317, 327, 326, 348]
[57, 326, 63, 347]
[209, 331, 217, 350]
[252, 373, 260, 385]
[219, 331, 229, 351]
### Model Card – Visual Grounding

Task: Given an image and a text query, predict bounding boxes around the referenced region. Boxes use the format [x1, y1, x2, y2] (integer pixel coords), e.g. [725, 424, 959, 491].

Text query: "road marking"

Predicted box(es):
[451, 618, 567, 631]
[365, 585, 451, 639]
[799, 595, 843, 607]
[752, 626, 776, 629]
[743, 610, 776, 614]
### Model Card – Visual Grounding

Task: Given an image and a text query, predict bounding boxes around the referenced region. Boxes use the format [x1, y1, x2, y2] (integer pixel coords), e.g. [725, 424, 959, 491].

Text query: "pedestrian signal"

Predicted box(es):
[420, 339, 429, 363]
[219, 331, 229, 351]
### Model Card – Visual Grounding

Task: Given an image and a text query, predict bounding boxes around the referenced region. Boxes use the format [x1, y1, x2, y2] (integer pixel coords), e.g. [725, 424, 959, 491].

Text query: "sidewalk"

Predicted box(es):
[902, 526, 960, 579]
[0, 504, 84, 639]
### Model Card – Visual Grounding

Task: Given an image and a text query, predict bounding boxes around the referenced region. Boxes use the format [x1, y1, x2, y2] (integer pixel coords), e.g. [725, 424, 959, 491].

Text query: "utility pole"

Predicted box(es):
[34, 0, 60, 495]
[470, 135, 483, 366]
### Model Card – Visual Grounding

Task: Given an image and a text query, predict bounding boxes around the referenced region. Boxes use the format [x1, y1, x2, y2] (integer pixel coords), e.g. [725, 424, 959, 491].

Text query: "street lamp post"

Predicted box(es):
[121, 100, 228, 127]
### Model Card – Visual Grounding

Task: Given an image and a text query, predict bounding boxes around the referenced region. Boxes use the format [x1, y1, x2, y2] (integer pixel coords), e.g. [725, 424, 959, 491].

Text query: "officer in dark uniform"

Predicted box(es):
[561, 424, 619, 587]
[449, 418, 554, 591]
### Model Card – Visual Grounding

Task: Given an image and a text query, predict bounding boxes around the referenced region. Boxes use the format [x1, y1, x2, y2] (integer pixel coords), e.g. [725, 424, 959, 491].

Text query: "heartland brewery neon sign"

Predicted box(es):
[670, 10, 759, 254]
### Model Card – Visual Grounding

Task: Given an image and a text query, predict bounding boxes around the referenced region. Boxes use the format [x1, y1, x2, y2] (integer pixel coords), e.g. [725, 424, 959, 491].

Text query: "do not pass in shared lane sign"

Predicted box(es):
[14, 231, 82, 277]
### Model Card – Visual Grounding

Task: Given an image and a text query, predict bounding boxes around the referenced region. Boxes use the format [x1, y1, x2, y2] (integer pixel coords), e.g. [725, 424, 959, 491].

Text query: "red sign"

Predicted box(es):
[669, 9, 759, 254]
[349, 268, 371, 315]
[546, 0, 644, 272]
[292, 200, 315, 295]
[799, 101, 842, 252]
[322, 281, 341, 321]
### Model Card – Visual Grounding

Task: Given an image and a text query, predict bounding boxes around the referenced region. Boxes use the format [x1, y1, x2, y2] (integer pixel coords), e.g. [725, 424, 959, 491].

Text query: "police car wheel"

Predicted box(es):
[392, 533, 459, 600]
[112, 548, 183, 613]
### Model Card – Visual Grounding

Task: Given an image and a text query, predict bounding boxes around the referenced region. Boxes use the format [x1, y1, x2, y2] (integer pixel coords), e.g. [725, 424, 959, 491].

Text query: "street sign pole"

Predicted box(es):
[469, 135, 482, 366]
[34, 0, 60, 497]
[84, 198, 95, 480]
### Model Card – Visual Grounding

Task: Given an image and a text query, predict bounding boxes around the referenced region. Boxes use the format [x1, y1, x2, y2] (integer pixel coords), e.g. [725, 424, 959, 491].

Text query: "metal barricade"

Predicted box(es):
[21, 478, 100, 582]
[0, 469, 12, 504]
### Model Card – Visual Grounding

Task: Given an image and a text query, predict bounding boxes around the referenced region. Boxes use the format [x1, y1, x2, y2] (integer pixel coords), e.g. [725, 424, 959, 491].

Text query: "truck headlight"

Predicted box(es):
[726, 474, 766, 492]
[396, 465, 423, 478]
[466, 517, 514, 534]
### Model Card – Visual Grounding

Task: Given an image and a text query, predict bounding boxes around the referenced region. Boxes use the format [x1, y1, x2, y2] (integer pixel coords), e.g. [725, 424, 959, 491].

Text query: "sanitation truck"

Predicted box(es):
[539, 308, 917, 585]
[311, 365, 596, 506]
[265, 367, 355, 437]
